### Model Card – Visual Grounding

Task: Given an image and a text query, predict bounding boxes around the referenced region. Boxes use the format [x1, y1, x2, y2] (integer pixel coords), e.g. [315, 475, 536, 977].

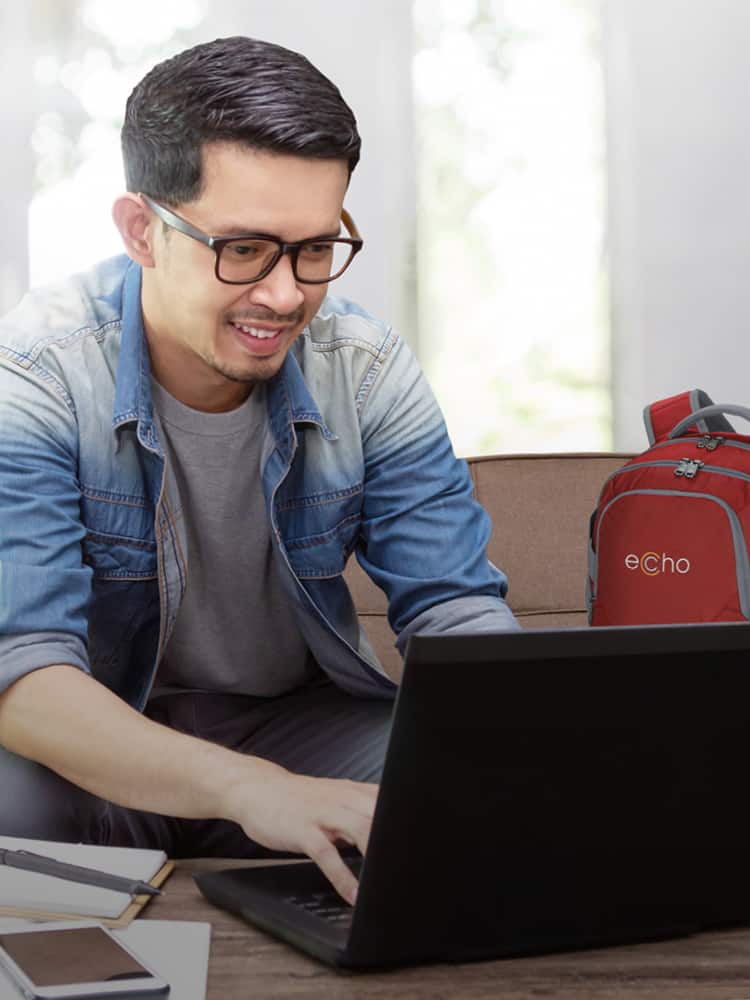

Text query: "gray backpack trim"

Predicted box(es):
[642, 390, 735, 446]
[669, 403, 750, 439]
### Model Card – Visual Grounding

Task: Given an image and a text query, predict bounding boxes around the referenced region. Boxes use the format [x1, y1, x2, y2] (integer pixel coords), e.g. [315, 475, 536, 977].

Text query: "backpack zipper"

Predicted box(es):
[603, 458, 750, 491]
[648, 434, 750, 454]
[696, 434, 725, 451]
[672, 462, 750, 484]
[674, 459, 704, 479]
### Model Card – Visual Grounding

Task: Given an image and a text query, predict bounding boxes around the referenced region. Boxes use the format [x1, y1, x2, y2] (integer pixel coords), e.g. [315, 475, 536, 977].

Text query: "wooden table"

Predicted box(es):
[143, 861, 750, 999]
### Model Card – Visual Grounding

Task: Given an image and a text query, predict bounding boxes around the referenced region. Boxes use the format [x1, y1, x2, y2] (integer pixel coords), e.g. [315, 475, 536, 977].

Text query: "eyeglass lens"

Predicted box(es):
[219, 239, 354, 283]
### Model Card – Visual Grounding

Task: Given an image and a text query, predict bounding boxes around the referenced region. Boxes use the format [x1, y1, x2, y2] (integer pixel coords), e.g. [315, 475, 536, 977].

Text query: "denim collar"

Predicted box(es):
[112, 261, 335, 456]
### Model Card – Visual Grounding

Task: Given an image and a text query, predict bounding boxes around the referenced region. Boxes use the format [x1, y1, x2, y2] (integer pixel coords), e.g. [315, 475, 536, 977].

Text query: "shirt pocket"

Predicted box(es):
[82, 529, 157, 580]
[277, 482, 363, 579]
[80, 487, 158, 581]
[78, 489, 160, 704]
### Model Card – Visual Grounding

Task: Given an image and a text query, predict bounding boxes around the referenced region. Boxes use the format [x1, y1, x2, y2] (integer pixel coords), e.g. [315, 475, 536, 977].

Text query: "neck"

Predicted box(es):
[148, 344, 254, 413]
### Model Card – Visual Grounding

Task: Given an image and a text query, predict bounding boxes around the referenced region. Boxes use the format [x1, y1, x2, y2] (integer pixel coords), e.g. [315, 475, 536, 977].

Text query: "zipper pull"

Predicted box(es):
[674, 458, 705, 479]
[697, 434, 724, 451]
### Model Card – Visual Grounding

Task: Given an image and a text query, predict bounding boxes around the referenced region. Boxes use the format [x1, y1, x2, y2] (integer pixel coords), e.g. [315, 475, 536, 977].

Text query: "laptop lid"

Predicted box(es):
[345, 622, 750, 967]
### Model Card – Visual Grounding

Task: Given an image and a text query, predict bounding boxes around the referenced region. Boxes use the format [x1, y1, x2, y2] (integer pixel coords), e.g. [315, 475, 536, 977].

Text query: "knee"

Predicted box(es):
[0, 745, 105, 843]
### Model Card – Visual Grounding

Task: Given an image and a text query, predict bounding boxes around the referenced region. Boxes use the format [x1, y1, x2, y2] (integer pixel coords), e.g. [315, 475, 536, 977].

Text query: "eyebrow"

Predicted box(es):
[211, 223, 343, 240]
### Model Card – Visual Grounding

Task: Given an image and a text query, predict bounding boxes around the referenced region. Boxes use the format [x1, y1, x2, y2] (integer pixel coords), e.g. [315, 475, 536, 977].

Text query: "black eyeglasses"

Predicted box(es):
[140, 194, 363, 285]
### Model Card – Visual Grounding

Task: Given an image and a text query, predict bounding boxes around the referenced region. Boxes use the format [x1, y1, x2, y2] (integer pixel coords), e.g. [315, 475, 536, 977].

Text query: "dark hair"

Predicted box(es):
[122, 36, 361, 205]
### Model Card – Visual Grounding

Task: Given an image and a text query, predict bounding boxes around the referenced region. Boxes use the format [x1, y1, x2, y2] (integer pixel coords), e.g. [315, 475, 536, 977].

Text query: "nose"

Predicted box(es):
[249, 250, 305, 316]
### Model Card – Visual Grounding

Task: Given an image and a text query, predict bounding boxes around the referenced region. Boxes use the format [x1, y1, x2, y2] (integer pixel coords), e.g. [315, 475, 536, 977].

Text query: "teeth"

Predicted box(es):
[233, 322, 280, 340]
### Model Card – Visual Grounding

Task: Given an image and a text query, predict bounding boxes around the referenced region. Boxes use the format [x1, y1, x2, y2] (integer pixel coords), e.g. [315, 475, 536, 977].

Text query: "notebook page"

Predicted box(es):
[0, 836, 167, 919]
[117, 921, 212, 1000]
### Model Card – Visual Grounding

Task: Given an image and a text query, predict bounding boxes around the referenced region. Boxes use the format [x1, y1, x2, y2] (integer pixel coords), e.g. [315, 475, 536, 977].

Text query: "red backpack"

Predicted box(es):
[587, 390, 750, 625]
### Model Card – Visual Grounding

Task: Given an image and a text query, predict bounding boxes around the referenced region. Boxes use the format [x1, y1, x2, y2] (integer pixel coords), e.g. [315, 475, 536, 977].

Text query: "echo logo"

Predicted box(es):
[625, 552, 691, 576]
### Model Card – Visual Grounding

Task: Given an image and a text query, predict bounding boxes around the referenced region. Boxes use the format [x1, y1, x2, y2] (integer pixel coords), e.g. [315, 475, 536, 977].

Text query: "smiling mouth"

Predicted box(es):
[230, 321, 284, 340]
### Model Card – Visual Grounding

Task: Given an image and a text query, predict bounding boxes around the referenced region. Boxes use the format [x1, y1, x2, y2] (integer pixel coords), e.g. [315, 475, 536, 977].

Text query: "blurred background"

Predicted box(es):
[1, 0, 747, 455]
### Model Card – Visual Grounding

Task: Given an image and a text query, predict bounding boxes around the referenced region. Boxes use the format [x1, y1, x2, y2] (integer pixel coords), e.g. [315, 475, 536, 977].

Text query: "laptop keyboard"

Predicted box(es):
[284, 890, 354, 928]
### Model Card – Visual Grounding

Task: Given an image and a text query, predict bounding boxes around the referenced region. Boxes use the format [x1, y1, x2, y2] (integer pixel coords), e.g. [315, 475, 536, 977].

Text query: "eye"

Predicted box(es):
[299, 241, 335, 259]
[226, 241, 265, 258]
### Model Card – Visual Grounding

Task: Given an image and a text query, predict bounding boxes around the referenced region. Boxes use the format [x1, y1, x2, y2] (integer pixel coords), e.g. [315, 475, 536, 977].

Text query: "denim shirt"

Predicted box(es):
[0, 256, 516, 708]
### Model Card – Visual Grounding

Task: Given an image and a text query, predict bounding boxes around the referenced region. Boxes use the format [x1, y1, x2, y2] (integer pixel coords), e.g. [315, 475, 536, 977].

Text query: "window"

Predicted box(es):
[28, 0, 207, 286]
[414, 0, 609, 454]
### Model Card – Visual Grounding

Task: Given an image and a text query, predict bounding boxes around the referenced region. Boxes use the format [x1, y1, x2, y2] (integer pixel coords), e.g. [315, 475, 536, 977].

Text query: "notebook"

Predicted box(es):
[195, 622, 750, 969]
[0, 836, 172, 926]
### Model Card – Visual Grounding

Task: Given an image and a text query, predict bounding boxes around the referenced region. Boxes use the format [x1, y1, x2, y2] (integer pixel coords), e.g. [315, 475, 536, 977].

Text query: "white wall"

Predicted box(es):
[603, 0, 750, 450]
[0, 5, 33, 314]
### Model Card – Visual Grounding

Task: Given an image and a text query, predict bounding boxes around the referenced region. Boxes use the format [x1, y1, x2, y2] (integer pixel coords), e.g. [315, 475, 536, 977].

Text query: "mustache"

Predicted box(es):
[226, 307, 305, 325]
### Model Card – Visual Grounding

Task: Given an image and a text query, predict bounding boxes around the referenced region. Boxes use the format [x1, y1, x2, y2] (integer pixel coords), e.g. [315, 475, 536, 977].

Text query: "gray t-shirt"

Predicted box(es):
[149, 379, 316, 698]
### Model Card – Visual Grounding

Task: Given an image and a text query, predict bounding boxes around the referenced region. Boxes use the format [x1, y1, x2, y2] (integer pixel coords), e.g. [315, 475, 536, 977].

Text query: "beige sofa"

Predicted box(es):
[344, 452, 631, 680]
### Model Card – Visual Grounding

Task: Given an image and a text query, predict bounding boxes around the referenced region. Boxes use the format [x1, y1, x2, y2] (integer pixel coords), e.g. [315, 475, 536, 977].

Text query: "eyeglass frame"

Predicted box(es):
[139, 194, 363, 286]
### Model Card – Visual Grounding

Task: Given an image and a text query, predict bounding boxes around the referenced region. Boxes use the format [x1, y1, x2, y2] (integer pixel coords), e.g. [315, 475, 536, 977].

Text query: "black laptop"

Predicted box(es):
[194, 623, 750, 970]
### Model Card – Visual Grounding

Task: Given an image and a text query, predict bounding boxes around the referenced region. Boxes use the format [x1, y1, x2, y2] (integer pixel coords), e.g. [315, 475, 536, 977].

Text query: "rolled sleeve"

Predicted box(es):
[0, 632, 90, 696]
[0, 354, 92, 690]
[395, 595, 521, 656]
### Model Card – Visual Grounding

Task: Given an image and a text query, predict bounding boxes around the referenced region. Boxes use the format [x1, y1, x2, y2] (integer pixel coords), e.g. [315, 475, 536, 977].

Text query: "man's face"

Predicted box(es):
[140, 143, 350, 410]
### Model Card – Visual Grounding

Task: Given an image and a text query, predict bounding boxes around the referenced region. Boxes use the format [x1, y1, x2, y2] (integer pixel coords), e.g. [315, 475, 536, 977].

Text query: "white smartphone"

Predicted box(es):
[0, 921, 169, 1000]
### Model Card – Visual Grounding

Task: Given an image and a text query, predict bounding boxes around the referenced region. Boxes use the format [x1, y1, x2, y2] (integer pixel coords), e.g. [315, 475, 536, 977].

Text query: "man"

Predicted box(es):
[0, 36, 517, 904]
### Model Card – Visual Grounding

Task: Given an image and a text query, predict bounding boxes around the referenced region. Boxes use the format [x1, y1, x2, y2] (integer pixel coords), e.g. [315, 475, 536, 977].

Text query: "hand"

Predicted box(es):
[225, 762, 379, 905]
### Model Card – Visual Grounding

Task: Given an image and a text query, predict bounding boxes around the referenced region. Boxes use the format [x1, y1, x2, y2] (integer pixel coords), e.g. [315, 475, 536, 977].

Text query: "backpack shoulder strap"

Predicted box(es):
[642, 389, 730, 444]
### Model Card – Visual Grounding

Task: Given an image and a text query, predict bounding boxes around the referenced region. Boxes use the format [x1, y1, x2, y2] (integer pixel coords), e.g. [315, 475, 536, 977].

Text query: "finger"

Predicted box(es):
[324, 824, 369, 860]
[306, 832, 359, 905]
[319, 802, 373, 857]
[341, 815, 371, 857]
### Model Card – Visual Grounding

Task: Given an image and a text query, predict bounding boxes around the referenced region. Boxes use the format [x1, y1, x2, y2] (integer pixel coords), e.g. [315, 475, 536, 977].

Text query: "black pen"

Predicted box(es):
[0, 849, 162, 897]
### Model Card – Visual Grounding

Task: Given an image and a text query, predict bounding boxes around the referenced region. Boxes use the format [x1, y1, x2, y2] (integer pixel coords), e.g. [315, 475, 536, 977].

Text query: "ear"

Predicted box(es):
[112, 193, 156, 267]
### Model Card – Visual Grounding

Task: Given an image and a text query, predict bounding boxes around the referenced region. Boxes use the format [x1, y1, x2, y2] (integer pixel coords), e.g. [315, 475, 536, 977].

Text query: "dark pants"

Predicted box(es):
[0, 683, 393, 858]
